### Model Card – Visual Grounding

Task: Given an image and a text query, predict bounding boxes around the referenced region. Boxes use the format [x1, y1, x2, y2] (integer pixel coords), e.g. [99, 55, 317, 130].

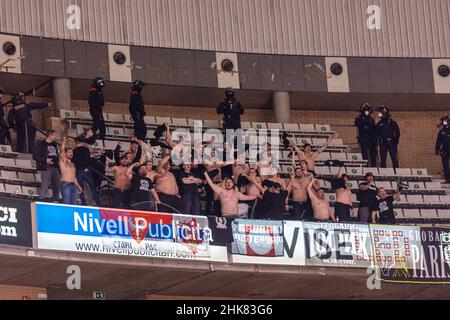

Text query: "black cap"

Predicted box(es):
[365, 172, 374, 178]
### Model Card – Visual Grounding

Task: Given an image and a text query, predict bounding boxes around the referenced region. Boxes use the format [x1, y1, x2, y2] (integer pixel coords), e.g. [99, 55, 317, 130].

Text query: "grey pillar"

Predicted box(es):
[273, 91, 291, 123]
[53, 78, 72, 110]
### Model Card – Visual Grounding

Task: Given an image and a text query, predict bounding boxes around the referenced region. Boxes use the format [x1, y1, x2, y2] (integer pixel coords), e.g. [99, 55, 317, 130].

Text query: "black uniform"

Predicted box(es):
[8, 102, 48, 153]
[217, 98, 244, 130]
[436, 126, 450, 183]
[0, 103, 11, 145]
[376, 118, 400, 168]
[355, 114, 377, 167]
[129, 90, 147, 141]
[89, 87, 106, 140]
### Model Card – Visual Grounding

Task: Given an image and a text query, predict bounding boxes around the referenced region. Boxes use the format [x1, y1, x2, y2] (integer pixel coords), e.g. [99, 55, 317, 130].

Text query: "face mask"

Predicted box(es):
[378, 113, 383, 118]
[444, 121, 448, 126]
[364, 111, 370, 116]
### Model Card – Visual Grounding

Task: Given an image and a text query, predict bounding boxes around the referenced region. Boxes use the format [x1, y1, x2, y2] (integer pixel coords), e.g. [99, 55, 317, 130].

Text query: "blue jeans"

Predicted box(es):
[76, 169, 101, 206]
[292, 201, 306, 220]
[182, 192, 201, 215]
[61, 182, 78, 205]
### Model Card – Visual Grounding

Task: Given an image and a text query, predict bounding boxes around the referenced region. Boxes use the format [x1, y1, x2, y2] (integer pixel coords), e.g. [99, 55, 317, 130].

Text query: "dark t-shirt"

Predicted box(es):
[45, 142, 58, 167]
[371, 195, 395, 218]
[357, 184, 379, 207]
[130, 175, 154, 204]
[73, 146, 91, 171]
[181, 171, 200, 195]
[263, 190, 288, 220]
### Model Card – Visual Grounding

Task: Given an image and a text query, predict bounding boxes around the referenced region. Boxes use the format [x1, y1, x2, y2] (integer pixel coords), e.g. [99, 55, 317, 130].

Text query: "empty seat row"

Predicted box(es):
[395, 194, 449, 205]
[61, 110, 335, 135]
[0, 183, 43, 197]
[0, 157, 34, 170]
[398, 209, 450, 219]
[0, 171, 41, 183]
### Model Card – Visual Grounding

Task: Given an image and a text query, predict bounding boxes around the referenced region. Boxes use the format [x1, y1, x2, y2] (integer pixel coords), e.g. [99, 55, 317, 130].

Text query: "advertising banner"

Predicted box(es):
[377, 226, 450, 284]
[231, 221, 305, 266]
[0, 197, 32, 247]
[231, 219, 284, 257]
[303, 222, 374, 268]
[369, 224, 422, 281]
[207, 216, 234, 246]
[36, 203, 227, 262]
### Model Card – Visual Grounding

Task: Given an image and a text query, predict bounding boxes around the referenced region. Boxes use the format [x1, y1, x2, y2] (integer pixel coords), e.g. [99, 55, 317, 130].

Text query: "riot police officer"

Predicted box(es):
[436, 115, 450, 183]
[89, 77, 106, 140]
[7, 92, 48, 154]
[354, 103, 377, 167]
[129, 79, 147, 140]
[217, 88, 244, 131]
[376, 106, 400, 168]
[0, 87, 11, 145]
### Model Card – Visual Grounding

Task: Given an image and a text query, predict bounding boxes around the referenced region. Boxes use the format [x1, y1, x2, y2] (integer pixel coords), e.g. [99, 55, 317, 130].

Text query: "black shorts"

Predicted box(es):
[378, 213, 396, 225]
[335, 202, 352, 222]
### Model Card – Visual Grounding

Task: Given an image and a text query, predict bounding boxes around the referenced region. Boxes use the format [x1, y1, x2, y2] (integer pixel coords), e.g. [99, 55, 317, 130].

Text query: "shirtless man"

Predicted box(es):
[145, 160, 157, 182]
[331, 166, 354, 222]
[233, 161, 249, 185]
[204, 171, 258, 217]
[286, 167, 311, 220]
[154, 155, 184, 213]
[107, 155, 132, 209]
[292, 136, 333, 172]
[291, 153, 314, 176]
[246, 168, 263, 197]
[115, 138, 148, 166]
[255, 145, 274, 180]
[307, 178, 335, 221]
[59, 137, 82, 205]
[203, 148, 223, 215]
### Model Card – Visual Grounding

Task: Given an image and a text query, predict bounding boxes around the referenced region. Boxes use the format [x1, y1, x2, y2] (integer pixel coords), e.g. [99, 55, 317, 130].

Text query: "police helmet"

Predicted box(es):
[132, 79, 145, 91]
[360, 102, 373, 115]
[11, 92, 25, 106]
[441, 115, 449, 127]
[225, 87, 235, 99]
[379, 105, 390, 118]
[92, 77, 105, 89]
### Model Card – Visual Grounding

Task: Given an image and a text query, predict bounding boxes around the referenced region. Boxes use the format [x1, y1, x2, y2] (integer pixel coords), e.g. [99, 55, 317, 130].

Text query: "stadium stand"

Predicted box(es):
[1, 108, 448, 225]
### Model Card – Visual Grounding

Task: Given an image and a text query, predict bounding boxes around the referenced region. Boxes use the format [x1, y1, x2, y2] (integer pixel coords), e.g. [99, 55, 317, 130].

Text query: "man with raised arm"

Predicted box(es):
[292, 136, 333, 172]
[371, 187, 401, 225]
[154, 154, 184, 213]
[126, 162, 161, 209]
[329, 166, 353, 222]
[247, 174, 291, 221]
[307, 178, 335, 222]
[59, 137, 82, 205]
[204, 171, 258, 217]
[106, 155, 133, 209]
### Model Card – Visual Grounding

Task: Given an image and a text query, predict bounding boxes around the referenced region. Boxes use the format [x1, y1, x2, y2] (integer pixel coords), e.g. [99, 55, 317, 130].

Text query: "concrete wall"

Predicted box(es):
[1, 0, 449, 58]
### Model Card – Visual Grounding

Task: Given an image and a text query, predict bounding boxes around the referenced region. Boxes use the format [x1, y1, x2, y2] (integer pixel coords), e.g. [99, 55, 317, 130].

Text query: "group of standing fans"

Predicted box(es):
[1, 79, 450, 226]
